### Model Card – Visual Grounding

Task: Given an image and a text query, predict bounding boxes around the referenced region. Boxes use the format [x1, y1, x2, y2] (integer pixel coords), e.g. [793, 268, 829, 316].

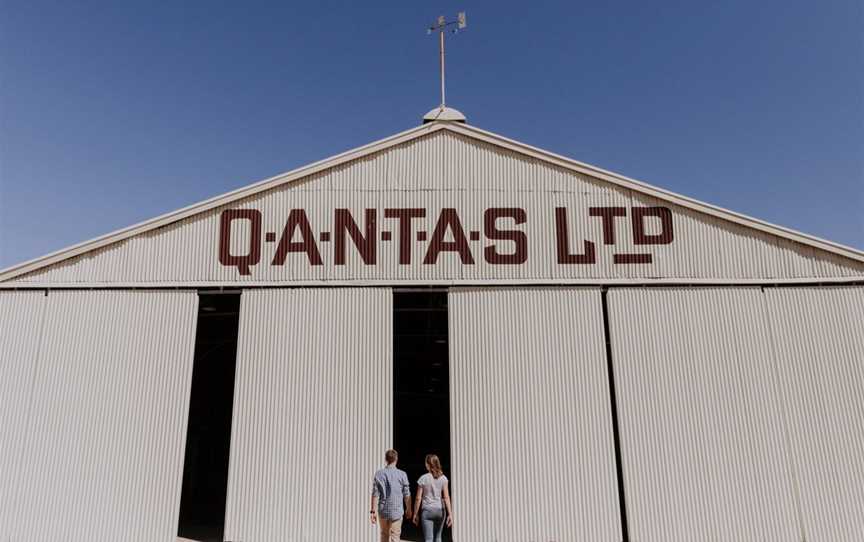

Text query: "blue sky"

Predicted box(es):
[1, 0, 862, 268]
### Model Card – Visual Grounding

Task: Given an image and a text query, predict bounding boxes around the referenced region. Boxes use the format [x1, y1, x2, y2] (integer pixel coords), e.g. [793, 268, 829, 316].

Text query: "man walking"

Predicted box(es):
[370, 449, 412, 542]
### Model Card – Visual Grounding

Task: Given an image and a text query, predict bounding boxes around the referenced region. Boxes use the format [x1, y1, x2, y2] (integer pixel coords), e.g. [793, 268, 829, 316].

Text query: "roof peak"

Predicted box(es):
[422, 106, 466, 124]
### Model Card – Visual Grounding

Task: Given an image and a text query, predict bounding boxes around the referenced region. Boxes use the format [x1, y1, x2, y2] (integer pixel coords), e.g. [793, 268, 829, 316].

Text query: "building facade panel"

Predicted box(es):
[448, 287, 621, 541]
[7, 131, 862, 286]
[8, 290, 198, 542]
[607, 287, 802, 541]
[0, 291, 46, 533]
[223, 288, 392, 542]
[764, 286, 864, 541]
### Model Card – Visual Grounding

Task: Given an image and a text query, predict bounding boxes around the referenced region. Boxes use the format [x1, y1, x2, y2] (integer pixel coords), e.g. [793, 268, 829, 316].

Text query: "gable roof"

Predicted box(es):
[1, 120, 862, 284]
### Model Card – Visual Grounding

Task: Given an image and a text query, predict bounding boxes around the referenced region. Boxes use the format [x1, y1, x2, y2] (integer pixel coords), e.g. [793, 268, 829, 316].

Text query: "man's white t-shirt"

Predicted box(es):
[417, 473, 448, 510]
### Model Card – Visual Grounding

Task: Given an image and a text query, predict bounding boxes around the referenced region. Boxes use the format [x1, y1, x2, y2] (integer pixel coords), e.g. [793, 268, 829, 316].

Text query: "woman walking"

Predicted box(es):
[412, 454, 453, 542]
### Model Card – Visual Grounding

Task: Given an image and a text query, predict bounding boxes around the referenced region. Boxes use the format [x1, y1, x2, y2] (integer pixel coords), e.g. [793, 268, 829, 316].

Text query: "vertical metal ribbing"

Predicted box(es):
[223, 288, 392, 542]
[606, 287, 801, 541]
[9, 290, 199, 542]
[449, 287, 621, 542]
[759, 286, 807, 542]
[763, 286, 864, 541]
[0, 291, 47, 534]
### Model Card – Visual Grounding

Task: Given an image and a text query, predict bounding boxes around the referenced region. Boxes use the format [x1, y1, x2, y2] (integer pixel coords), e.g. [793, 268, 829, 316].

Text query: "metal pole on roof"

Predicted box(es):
[440, 28, 446, 108]
[428, 12, 466, 111]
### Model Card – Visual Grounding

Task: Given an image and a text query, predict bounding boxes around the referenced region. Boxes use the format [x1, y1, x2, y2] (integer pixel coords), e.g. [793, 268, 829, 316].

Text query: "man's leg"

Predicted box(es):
[379, 518, 392, 542]
[388, 517, 403, 542]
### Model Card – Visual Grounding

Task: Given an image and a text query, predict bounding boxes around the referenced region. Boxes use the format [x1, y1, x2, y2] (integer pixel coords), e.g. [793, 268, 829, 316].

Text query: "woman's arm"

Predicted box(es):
[412, 486, 424, 524]
[443, 481, 453, 526]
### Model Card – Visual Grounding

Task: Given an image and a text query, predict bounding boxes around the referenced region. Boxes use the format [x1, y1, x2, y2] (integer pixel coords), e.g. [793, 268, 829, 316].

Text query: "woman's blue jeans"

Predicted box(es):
[421, 506, 445, 542]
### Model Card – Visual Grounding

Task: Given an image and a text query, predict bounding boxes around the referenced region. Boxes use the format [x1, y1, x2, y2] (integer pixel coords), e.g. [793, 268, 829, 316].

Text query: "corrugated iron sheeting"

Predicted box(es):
[224, 288, 392, 542]
[448, 287, 622, 541]
[8, 290, 199, 542]
[10, 131, 862, 285]
[607, 287, 801, 541]
[764, 286, 864, 541]
[0, 291, 46, 533]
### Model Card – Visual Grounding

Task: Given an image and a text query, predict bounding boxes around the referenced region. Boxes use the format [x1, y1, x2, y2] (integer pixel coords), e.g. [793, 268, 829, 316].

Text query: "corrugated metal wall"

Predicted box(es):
[10, 131, 862, 285]
[223, 288, 392, 542]
[7, 290, 199, 542]
[0, 291, 47, 533]
[764, 286, 864, 541]
[448, 287, 622, 541]
[607, 287, 801, 541]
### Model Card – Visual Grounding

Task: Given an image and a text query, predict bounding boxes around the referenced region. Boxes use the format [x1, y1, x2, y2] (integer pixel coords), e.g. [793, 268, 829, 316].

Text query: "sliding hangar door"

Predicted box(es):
[448, 288, 621, 541]
[223, 288, 392, 542]
[0, 291, 199, 541]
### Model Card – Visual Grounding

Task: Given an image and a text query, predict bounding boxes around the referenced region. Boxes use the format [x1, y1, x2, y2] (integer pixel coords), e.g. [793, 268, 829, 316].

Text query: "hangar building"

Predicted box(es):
[1, 110, 862, 542]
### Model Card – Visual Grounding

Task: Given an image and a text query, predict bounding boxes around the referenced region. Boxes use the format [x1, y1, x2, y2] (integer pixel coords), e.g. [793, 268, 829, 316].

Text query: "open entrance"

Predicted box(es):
[393, 290, 452, 541]
[177, 292, 240, 542]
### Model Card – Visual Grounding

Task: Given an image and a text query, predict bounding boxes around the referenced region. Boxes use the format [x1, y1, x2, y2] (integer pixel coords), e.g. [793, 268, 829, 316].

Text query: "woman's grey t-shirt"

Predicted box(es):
[417, 473, 448, 511]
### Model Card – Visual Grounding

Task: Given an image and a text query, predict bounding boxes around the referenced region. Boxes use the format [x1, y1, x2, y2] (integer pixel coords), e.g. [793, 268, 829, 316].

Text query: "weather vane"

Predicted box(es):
[428, 12, 467, 110]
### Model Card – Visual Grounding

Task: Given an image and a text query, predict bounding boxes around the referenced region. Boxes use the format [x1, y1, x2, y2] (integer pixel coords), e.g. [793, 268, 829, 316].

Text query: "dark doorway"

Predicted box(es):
[177, 292, 240, 542]
[393, 290, 452, 542]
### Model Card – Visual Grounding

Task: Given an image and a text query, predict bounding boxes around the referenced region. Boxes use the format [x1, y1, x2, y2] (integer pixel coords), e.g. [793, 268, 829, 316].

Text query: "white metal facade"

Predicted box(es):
[223, 288, 392, 542]
[764, 287, 864, 541]
[0, 120, 862, 542]
[607, 287, 802, 541]
[6, 290, 198, 542]
[448, 287, 622, 541]
[0, 291, 46, 534]
[3, 129, 862, 287]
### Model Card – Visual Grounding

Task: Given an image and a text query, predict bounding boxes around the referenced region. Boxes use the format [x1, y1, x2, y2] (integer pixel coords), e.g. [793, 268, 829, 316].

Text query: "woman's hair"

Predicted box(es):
[425, 454, 444, 478]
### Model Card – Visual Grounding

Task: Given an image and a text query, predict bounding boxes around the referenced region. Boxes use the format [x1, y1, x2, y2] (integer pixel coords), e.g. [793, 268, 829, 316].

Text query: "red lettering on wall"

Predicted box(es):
[423, 208, 475, 265]
[272, 209, 323, 266]
[384, 208, 425, 265]
[632, 207, 674, 245]
[484, 208, 528, 264]
[218, 209, 261, 275]
[216, 205, 675, 271]
[613, 253, 652, 264]
[554, 208, 596, 264]
[334, 209, 377, 265]
[589, 207, 627, 245]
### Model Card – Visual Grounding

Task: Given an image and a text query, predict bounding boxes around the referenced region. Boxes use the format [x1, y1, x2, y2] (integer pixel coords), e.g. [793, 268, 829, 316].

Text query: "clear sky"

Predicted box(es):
[1, 0, 862, 269]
